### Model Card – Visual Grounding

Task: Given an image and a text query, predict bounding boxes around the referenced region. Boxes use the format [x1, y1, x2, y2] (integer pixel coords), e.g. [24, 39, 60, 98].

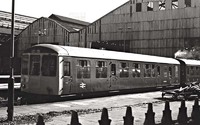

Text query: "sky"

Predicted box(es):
[0, 0, 127, 23]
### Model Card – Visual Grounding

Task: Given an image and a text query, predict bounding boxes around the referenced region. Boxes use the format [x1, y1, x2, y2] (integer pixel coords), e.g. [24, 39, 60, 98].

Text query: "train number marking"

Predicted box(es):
[80, 82, 86, 89]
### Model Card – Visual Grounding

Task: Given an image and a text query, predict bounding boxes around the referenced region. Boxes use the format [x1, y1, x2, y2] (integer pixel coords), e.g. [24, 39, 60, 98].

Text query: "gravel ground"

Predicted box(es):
[0, 91, 198, 125]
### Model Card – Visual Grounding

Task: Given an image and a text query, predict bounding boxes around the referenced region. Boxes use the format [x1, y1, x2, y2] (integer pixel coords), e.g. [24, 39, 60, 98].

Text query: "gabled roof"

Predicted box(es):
[49, 14, 90, 26]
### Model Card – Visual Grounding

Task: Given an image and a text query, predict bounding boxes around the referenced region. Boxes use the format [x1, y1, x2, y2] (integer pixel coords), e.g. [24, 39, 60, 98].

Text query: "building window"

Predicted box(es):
[96, 61, 107, 78]
[130, 0, 135, 4]
[159, 0, 166, 10]
[185, 0, 191, 7]
[132, 63, 140, 77]
[120, 62, 129, 77]
[77, 60, 91, 79]
[136, 3, 142, 12]
[147, 2, 154, 11]
[130, 6, 132, 16]
[172, 0, 178, 9]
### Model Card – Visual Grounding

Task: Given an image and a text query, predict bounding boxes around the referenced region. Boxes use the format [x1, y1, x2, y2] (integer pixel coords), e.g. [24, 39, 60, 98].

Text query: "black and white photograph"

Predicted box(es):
[0, 0, 200, 124]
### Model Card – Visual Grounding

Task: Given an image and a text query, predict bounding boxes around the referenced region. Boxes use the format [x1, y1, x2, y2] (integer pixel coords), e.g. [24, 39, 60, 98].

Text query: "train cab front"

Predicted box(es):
[20, 45, 61, 97]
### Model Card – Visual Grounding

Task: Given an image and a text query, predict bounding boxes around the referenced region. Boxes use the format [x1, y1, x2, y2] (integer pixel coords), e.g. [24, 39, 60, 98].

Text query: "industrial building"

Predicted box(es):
[3, 0, 200, 74]
[17, 14, 89, 57]
[0, 11, 89, 74]
[79, 0, 200, 57]
[18, 0, 200, 58]
[0, 10, 37, 74]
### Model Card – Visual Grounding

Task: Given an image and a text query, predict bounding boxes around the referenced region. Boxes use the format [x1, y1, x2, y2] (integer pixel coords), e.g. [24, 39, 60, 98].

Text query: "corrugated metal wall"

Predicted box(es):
[17, 17, 69, 57]
[79, 0, 200, 57]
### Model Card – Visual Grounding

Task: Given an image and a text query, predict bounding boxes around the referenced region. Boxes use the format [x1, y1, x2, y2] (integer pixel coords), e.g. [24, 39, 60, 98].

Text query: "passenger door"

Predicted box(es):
[40, 55, 57, 95]
[109, 61, 119, 90]
[62, 58, 73, 94]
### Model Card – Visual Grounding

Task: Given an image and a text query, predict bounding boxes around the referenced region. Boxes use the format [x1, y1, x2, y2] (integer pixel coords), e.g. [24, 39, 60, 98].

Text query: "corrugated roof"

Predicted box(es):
[0, 27, 21, 35]
[49, 14, 90, 26]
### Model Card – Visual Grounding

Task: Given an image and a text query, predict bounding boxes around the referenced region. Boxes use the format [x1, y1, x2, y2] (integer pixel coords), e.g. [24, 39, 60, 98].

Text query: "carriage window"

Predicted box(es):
[196, 67, 200, 75]
[152, 64, 155, 77]
[175, 66, 178, 77]
[190, 66, 194, 75]
[111, 64, 116, 75]
[22, 55, 29, 75]
[144, 64, 151, 77]
[77, 60, 90, 79]
[157, 65, 160, 76]
[164, 66, 168, 77]
[30, 55, 40, 76]
[96, 61, 107, 78]
[120, 62, 129, 78]
[187, 67, 190, 75]
[132, 63, 140, 77]
[64, 61, 70, 76]
[41, 55, 57, 76]
[169, 67, 172, 78]
[195, 67, 199, 75]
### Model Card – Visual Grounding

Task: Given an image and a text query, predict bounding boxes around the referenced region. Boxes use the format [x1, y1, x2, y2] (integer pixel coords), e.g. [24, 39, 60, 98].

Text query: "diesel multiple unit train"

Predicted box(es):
[20, 44, 200, 99]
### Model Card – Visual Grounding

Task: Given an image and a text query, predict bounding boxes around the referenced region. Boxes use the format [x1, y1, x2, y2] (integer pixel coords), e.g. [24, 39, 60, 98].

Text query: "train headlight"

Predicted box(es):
[21, 84, 26, 89]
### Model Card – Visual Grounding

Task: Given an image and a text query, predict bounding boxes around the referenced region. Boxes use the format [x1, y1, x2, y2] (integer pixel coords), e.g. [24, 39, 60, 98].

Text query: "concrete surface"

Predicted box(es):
[0, 91, 198, 125]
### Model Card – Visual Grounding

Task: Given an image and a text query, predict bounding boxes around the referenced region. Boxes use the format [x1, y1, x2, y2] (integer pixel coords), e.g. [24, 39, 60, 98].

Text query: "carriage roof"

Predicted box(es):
[178, 59, 200, 66]
[29, 44, 180, 65]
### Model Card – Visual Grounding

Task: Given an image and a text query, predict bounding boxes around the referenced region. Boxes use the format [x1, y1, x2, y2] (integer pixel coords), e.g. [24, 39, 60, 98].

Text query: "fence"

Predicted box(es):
[36, 98, 200, 125]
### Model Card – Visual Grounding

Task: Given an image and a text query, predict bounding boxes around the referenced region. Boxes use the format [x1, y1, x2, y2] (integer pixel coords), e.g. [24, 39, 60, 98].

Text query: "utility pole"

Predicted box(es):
[8, 0, 15, 121]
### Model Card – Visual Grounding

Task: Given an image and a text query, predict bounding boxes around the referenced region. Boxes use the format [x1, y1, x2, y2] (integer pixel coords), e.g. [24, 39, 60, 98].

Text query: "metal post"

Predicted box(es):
[7, 0, 15, 121]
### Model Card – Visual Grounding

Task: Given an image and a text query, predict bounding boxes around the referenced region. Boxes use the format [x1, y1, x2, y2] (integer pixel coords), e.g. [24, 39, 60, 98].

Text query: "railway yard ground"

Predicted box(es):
[0, 91, 199, 125]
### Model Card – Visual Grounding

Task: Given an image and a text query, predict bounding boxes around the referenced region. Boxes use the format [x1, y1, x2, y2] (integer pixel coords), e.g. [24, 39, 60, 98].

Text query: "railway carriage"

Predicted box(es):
[179, 59, 200, 83]
[21, 44, 183, 98]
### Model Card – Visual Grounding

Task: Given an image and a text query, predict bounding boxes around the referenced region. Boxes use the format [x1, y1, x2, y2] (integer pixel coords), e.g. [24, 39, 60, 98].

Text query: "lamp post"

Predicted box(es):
[8, 0, 15, 121]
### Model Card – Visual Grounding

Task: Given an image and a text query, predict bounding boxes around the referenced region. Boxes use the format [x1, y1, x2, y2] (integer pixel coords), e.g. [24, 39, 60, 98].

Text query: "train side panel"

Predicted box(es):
[178, 59, 200, 85]
[60, 57, 180, 95]
[185, 66, 200, 83]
